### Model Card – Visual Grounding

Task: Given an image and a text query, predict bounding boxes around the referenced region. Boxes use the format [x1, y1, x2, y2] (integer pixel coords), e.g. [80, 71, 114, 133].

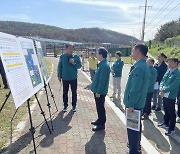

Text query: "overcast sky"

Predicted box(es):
[0, 0, 179, 41]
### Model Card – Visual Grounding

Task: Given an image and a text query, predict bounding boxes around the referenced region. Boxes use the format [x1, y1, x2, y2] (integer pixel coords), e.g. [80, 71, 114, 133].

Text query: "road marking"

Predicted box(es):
[81, 70, 160, 154]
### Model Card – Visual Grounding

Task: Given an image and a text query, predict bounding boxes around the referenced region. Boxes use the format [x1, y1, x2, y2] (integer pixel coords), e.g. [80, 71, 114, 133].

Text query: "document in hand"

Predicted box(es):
[126, 108, 141, 131]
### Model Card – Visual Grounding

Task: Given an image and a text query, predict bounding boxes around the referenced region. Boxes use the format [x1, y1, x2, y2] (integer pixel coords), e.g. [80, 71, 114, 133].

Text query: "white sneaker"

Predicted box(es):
[176, 117, 180, 123]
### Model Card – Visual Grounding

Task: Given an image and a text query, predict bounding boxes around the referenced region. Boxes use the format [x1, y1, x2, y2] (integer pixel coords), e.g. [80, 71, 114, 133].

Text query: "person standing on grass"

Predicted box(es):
[88, 52, 98, 81]
[158, 58, 180, 136]
[123, 44, 150, 154]
[111, 51, 124, 100]
[57, 43, 82, 112]
[91, 47, 110, 131]
[142, 58, 157, 120]
[152, 53, 167, 112]
[176, 61, 180, 123]
[0, 56, 8, 89]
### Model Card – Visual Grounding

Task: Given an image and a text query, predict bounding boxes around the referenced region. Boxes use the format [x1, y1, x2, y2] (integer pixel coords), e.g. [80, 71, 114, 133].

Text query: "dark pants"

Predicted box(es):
[0, 61, 8, 88]
[163, 97, 176, 131]
[127, 109, 142, 154]
[144, 92, 153, 115]
[94, 94, 106, 126]
[62, 79, 77, 108]
[177, 95, 180, 117]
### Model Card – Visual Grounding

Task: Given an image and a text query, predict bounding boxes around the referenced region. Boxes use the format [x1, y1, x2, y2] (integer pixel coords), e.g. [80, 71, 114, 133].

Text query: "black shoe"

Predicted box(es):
[91, 120, 99, 126]
[155, 108, 161, 112]
[92, 125, 105, 131]
[142, 114, 149, 120]
[72, 107, 76, 112]
[63, 107, 67, 112]
[151, 105, 156, 110]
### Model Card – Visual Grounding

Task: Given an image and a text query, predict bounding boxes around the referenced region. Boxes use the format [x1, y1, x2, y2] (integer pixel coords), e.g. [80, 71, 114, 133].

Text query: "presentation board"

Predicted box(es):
[0, 32, 44, 108]
[35, 41, 50, 84]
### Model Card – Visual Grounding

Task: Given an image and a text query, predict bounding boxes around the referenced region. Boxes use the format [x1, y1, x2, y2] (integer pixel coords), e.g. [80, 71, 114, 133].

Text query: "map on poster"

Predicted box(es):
[19, 37, 44, 90]
[0, 32, 44, 108]
[35, 41, 50, 84]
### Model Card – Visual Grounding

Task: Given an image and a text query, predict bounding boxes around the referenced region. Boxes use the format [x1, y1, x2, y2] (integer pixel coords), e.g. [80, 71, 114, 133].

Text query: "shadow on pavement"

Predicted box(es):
[85, 131, 106, 154]
[39, 110, 74, 148]
[143, 120, 170, 153]
[112, 98, 125, 113]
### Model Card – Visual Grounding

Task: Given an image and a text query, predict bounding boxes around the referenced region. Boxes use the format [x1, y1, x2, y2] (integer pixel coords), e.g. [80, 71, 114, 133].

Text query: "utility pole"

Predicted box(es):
[140, 0, 152, 42]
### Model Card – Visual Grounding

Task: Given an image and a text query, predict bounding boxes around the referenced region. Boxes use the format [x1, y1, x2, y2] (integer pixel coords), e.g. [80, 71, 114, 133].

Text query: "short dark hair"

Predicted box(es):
[134, 44, 148, 56]
[115, 51, 122, 57]
[167, 58, 179, 64]
[148, 58, 155, 64]
[98, 47, 108, 58]
[159, 53, 167, 59]
[65, 43, 74, 49]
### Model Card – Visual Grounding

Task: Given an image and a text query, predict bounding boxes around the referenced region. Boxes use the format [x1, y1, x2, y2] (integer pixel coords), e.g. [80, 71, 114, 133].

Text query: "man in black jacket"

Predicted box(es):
[152, 53, 167, 112]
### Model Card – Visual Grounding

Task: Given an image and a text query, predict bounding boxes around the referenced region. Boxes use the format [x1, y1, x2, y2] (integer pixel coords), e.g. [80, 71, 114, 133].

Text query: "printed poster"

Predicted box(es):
[0, 32, 43, 108]
[35, 41, 50, 84]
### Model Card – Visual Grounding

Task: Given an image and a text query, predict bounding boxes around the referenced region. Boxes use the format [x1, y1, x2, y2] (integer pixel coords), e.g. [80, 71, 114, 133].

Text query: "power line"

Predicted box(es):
[146, 0, 174, 26]
[145, 2, 180, 34]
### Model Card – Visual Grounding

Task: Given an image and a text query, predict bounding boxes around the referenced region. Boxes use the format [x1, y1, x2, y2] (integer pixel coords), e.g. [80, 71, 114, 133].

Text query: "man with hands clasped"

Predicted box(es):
[158, 58, 180, 136]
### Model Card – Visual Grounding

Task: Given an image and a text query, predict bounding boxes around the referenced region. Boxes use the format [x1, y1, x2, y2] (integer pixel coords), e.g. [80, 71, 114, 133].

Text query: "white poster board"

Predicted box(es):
[126, 108, 141, 131]
[35, 41, 50, 84]
[18, 37, 44, 94]
[0, 32, 44, 108]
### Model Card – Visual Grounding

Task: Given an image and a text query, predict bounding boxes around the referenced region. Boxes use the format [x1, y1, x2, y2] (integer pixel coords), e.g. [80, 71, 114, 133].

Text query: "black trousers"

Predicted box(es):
[62, 79, 77, 108]
[0, 62, 8, 87]
[143, 92, 153, 115]
[177, 95, 180, 117]
[94, 94, 106, 126]
[127, 109, 142, 154]
[163, 97, 176, 131]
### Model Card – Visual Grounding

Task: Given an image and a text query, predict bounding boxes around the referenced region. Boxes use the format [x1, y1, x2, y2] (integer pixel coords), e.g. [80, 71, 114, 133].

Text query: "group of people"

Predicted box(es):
[57, 43, 180, 154]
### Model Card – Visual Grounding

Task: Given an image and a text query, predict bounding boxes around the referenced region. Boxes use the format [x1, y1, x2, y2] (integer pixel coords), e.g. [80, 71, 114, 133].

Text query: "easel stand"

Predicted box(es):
[27, 99, 37, 154]
[47, 82, 58, 111]
[34, 93, 51, 134]
[44, 83, 54, 130]
[0, 91, 52, 154]
[0, 91, 11, 113]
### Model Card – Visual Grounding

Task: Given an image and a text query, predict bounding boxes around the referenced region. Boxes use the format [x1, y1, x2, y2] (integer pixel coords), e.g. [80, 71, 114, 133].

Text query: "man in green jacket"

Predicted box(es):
[91, 47, 110, 131]
[123, 44, 150, 154]
[142, 58, 157, 120]
[57, 43, 82, 112]
[111, 51, 124, 100]
[158, 58, 180, 136]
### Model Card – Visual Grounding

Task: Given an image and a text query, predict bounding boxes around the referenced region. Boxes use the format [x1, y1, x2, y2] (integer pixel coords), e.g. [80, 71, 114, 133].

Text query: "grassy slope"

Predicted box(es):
[148, 43, 180, 59]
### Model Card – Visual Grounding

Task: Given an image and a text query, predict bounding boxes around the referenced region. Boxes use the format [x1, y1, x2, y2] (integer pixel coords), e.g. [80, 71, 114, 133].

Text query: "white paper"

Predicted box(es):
[126, 108, 141, 132]
[154, 82, 159, 90]
[0, 32, 44, 108]
[164, 92, 170, 98]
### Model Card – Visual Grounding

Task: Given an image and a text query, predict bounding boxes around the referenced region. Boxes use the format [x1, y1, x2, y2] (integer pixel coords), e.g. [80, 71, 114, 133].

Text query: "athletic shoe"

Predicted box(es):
[158, 122, 168, 129]
[165, 129, 175, 136]
[63, 107, 67, 112]
[176, 117, 180, 123]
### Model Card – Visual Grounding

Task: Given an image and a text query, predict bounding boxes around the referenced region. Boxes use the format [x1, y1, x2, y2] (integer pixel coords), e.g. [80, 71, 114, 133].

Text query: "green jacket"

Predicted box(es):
[111, 59, 124, 77]
[123, 58, 150, 109]
[91, 59, 110, 95]
[57, 53, 82, 80]
[148, 66, 157, 93]
[160, 68, 180, 99]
